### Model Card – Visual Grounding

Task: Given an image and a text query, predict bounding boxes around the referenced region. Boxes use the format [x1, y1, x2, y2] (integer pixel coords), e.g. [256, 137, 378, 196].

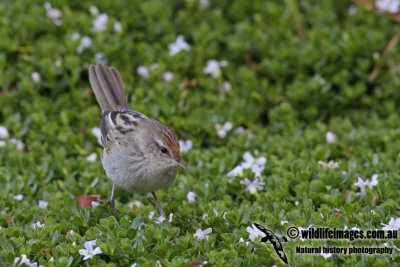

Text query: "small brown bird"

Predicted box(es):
[88, 63, 187, 216]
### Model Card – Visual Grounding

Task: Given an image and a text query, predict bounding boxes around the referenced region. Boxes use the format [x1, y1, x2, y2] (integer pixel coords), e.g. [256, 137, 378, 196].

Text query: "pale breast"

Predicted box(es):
[102, 148, 178, 193]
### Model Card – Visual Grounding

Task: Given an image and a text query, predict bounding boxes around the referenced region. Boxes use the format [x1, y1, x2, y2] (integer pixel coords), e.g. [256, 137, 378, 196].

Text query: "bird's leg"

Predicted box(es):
[106, 184, 118, 214]
[151, 192, 165, 218]
[147, 197, 156, 208]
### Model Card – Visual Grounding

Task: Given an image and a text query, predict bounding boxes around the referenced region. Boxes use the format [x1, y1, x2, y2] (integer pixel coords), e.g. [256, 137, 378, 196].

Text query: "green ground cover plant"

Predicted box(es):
[1, 0, 400, 266]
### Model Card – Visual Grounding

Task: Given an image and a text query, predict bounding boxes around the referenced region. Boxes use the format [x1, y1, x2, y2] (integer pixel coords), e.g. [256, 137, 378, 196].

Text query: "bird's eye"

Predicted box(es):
[161, 147, 168, 154]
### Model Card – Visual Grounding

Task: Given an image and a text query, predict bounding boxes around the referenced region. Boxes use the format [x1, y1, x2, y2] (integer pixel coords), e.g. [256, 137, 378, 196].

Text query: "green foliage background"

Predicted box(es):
[1, 0, 400, 266]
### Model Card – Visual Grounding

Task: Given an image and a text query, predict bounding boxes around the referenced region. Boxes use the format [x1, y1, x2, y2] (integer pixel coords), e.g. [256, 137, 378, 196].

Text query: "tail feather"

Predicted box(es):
[89, 64, 128, 112]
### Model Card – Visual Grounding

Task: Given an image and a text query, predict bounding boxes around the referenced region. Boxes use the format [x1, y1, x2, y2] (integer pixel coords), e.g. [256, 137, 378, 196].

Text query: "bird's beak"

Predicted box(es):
[175, 160, 188, 171]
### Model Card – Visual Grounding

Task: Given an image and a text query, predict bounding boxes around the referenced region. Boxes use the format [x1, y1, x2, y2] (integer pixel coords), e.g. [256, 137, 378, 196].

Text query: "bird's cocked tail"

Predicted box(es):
[89, 64, 129, 112]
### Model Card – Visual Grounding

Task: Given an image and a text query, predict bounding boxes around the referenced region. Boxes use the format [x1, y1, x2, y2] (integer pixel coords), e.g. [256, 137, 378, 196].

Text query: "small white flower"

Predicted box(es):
[348, 5, 357, 14]
[204, 60, 228, 79]
[215, 121, 233, 138]
[31, 72, 41, 83]
[149, 211, 156, 220]
[13, 254, 44, 267]
[318, 160, 339, 169]
[227, 152, 267, 178]
[281, 220, 288, 225]
[240, 178, 264, 194]
[298, 224, 313, 241]
[371, 210, 376, 215]
[150, 63, 160, 71]
[195, 228, 212, 240]
[91, 127, 101, 139]
[220, 81, 232, 92]
[295, 201, 299, 206]
[49, 257, 54, 262]
[227, 165, 243, 177]
[187, 191, 197, 203]
[246, 224, 266, 241]
[376, 0, 400, 13]
[95, 52, 107, 64]
[351, 227, 360, 231]
[44, 2, 62, 26]
[233, 127, 246, 135]
[162, 71, 174, 82]
[73, 241, 76, 247]
[368, 174, 379, 189]
[238, 237, 249, 246]
[149, 212, 172, 224]
[32, 221, 45, 229]
[13, 194, 23, 201]
[89, 5, 99, 16]
[77, 36, 92, 54]
[86, 153, 97, 163]
[10, 138, 24, 150]
[250, 164, 264, 178]
[113, 21, 123, 33]
[168, 35, 190, 56]
[91, 127, 102, 145]
[354, 177, 367, 197]
[213, 208, 219, 216]
[326, 131, 337, 144]
[0, 126, 9, 139]
[321, 251, 332, 260]
[71, 32, 81, 41]
[381, 218, 400, 230]
[241, 152, 266, 169]
[199, 0, 210, 8]
[137, 66, 149, 79]
[179, 140, 193, 153]
[38, 200, 48, 209]
[92, 13, 108, 32]
[0, 140, 5, 147]
[354, 174, 378, 197]
[223, 212, 228, 220]
[79, 240, 102, 260]
[373, 51, 380, 60]
[90, 177, 99, 188]
[155, 214, 171, 224]
[131, 264, 137, 267]
[91, 201, 100, 208]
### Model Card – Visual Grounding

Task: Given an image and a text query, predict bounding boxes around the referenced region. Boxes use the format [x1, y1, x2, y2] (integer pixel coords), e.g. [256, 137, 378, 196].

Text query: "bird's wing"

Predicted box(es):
[100, 109, 146, 149]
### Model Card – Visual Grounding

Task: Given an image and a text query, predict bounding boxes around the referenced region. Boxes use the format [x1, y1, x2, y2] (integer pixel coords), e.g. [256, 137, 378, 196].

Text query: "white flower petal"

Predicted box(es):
[137, 66, 149, 79]
[187, 192, 196, 203]
[162, 71, 174, 82]
[179, 140, 193, 153]
[376, 0, 400, 13]
[31, 72, 41, 83]
[13, 194, 23, 201]
[326, 131, 337, 144]
[86, 153, 97, 163]
[113, 21, 123, 33]
[168, 35, 190, 56]
[38, 200, 48, 209]
[0, 126, 9, 139]
[92, 13, 108, 32]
